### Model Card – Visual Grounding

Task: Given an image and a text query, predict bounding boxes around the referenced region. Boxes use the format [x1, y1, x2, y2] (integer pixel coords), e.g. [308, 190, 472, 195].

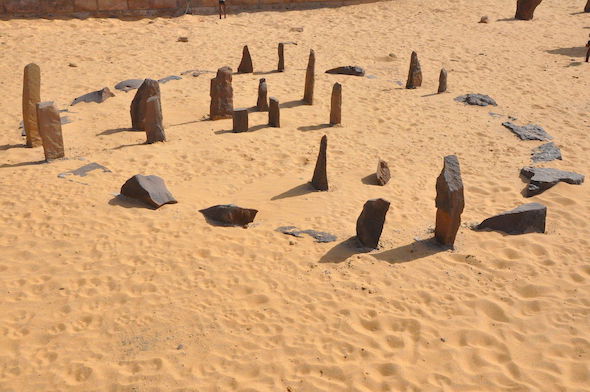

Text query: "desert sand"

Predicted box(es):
[0, 0, 589, 390]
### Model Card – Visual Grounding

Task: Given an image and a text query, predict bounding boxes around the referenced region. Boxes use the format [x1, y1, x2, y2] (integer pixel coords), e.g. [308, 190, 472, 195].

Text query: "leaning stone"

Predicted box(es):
[303, 49, 315, 104]
[356, 198, 391, 249]
[238, 45, 254, 74]
[130, 79, 160, 131]
[531, 142, 561, 162]
[311, 135, 328, 191]
[454, 94, 497, 106]
[278, 43, 285, 72]
[23, 63, 42, 148]
[329, 83, 342, 125]
[405, 51, 422, 89]
[435, 155, 465, 247]
[438, 68, 447, 93]
[477, 203, 546, 234]
[268, 97, 280, 127]
[71, 87, 114, 106]
[515, 0, 543, 20]
[199, 204, 258, 227]
[376, 159, 391, 186]
[521, 167, 584, 197]
[325, 66, 365, 76]
[233, 108, 249, 133]
[36, 102, 65, 161]
[145, 96, 166, 144]
[257, 79, 269, 111]
[502, 121, 552, 141]
[210, 66, 234, 120]
[115, 79, 144, 92]
[120, 174, 177, 209]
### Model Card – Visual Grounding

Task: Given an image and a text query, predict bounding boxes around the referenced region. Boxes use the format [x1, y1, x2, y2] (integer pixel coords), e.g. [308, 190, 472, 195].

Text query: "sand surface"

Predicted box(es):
[1, 0, 589, 390]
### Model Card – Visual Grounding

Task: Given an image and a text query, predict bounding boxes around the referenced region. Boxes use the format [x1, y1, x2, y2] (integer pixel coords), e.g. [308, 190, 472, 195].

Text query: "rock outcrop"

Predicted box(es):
[434, 155, 465, 247]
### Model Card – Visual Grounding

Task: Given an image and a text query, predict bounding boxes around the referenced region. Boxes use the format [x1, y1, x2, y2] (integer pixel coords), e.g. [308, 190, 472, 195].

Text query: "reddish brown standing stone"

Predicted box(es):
[438, 68, 447, 93]
[515, 0, 543, 20]
[210, 66, 234, 120]
[233, 108, 249, 133]
[329, 82, 342, 125]
[257, 78, 269, 111]
[278, 43, 285, 72]
[238, 45, 253, 74]
[406, 51, 422, 89]
[356, 198, 390, 249]
[434, 155, 465, 247]
[23, 63, 42, 148]
[268, 97, 280, 127]
[145, 96, 166, 144]
[311, 135, 328, 191]
[130, 79, 160, 131]
[303, 49, 315, 105]
[36, 102, 65, 161]
[376, 159, 390, 186]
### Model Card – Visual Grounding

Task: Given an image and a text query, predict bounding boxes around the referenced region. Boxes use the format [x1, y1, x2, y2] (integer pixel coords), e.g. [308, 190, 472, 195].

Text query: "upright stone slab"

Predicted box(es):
[376, 159, 391, 186]
[515, 0, 543, 20]
[477, 203, 546, 235]
[311, 135, 328, 191]
[238, 45, 253, 74]
[130, 79, 160, 131]
[406, 51, 422, 89]
[210, 67, 234, 120]
[257, 78, 269, 111]
[303, 49, 315, 105]
[233, 109, 249, 133]
[434, 155, 465, 247]
[356, 198, 390, 249]
[23, 63, 42, 148]
[268, 97, 280, 127]
[145, 96, 166, 144]
[329, 83, 342, 125]
[36, 102, 65, 161]
[278, 43, 285, 72]
[438, 68, 447, 93]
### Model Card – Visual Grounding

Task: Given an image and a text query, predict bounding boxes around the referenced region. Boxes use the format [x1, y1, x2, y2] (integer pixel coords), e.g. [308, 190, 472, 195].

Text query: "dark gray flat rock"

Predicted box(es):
[71, 87, 115, 106]
[531, 142, 562, 162]
[200, 204, 258, 227]
[115, 79, 145, 92]
[276, 226, 337, 243]
[58, 162, 111, 179]
[455, 94, 497, 106]
[325, 66, 365, 76]
[521, 166, 584, 197]
[158, 75, 182, 84]
[477, 203, 546, 234]
[502, 121, 552, 141]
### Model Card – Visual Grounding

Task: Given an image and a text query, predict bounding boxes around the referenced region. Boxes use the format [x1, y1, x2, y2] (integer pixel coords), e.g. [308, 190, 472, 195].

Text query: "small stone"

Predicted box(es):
[199, 204, 258, 227]
[303, 49, 315, 105]
[71, 87, 115, 106]
[36, 101, 65, 161]
[515, 0, 543, 20]
[145, 96, 166, 144]
[356, 198, 391, 249]
[68, 62, 78, 67]
[278, 43, 285, 72]
[479, 15, 489, 23]
[531, 142, 561, 162]
[502, 121, 552, 141]
[23, 63, 42, 148]
[376, 159, 390, 186]
[438, 68, 448, 93]
[455, 94, 497, 106]
[130, 79, 161, 131]
[232, 108, 249, 133]
[177, 36, 188, 42]
[325, 66, 365, 76]
[477, 203, 546, 234]
[520, 167, 584, 197]
[176, 344, 184, 350]
[237, 45, 253, 74]
[290, 27, 304, 32]
[120, 174, 177, 209]
[435, 155, 465, 247]
[329, 83, 342, 125]
[210, 67, 234, 120]
[268, 97, 280, 127]
[311, 135, 328, 191]
[257, 79, 269, 111]
[405, 51, 422, 89]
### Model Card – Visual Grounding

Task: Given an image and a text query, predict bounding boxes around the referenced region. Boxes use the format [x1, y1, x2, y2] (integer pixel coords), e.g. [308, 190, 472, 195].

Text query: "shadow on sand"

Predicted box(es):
[271, 183, 315, 200]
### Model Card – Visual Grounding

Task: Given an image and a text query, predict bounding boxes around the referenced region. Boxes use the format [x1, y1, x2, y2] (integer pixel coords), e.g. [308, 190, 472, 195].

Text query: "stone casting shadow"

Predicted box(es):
[0, 143, 25, 151]
[361, 173, 379, 185]
[271, 183, 315, 200]
[97, 127, 138, 136]
[546, 46, 587, 57]
[372, 238, 446, 264]
[108, 194, 152, 209]
[298, 124, 332, 132]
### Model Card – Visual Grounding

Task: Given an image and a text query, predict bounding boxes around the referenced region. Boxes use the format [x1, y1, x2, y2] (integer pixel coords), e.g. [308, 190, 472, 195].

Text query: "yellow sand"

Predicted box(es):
[0, 0, 589, 390]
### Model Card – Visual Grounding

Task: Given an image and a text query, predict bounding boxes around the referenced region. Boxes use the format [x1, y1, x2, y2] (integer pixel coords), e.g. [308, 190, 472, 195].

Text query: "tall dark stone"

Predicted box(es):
[303, 49, 315, 105]
[356, 198, 390, 249]
[130, 79, 160, 131]
[406, 51, 422, 89]
[278, 43, 285, 72]
[238, 45, 253, 74]
[329, 82, 342, 125]
[477, 203, 546, 235]
[36, 101, 65, 161]
[210, 66, 234, 120]
[515, 0, 543, 20]
[311, 135, 328, 191]
[120, 174, 177, 209]
[268, 97, 280, 127]
[438, 68, 447, 93]
[586, 0, 590, 12]
[434, 155, 465, 247]
[145, 96, 166, 144]
[257, 78, 269, 111]
[233, 108, 249, 133]
[23, 63, 42, 148]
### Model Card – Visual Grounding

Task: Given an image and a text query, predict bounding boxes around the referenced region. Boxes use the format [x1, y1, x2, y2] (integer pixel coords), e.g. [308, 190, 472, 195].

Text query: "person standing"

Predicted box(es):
[219, 0, 227, 19]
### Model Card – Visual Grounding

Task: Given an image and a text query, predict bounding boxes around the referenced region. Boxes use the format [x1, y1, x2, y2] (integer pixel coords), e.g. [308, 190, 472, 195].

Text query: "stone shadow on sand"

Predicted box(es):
[372, 238, 446, 264]
[361, 173, 379, 185]
[271, 183, 315, 200]
[298, 124, 331, 132]
[0, 160, 46, 169]
[97, 127, 138, 136]
[215, 124, 270, 135]
[280, 100, 307, 109]
[0, 143, 25, 151]
[546, 46, 587, 57]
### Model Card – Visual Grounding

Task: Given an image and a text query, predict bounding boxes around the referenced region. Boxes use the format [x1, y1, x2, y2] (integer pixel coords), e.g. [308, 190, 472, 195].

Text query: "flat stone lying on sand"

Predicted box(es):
[115, 79, 145, 92]
[276, 226, 337, 243]
[120, 174, 177, 209]
[71, 87, 115, 106]
[356, 198, 390, 249]
[376, 159, 391, 185]
[58, 162, 111, 179]
[158, 75, 182, 84]
[531, 142, 562, 162]
[325, 66, 365, 76]
[199, 204, 258, 227]
[502, 121, 552, 141]
[477, 203, 546, 234]
[521, 167, 585, 197]
[455, 94, 497, 106]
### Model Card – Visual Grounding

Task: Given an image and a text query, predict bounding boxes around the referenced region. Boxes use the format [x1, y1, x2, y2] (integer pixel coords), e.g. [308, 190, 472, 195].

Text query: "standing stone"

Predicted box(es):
[268, 97, 280, 127]
[311, 135, 328, 191]
[238, 45, 253, 74]
[303, 49, 315, 105]
[257, 78, 269, 111]
[36, 102, 65, 161]
[233, 108, 249, 133]
[406, 51, 422, 89]
[278, 43, 285, 72]
[434, 155, 465, 247]
[329, 83, 342, 125]
[23, 63, 42, 148]
[356, 198, 391, 249]
[145, 96, 166, 144]
[515, 0, 543, 20]
[376, 159, 391, 186]
[130, 79, 160, 131]
[438, 68, 447, 93]
[210, 67, 234, 120]
[586, 0, 590, 12]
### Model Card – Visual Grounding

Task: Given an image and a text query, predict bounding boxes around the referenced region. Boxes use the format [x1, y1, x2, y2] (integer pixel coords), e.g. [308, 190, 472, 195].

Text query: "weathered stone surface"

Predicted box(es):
[303, 49, 315, 104]
[158, 75, 182, 84]
[435, 155, 465, 247]
[232, 108, 249, 133]
[329, 82, 342, 125]
[23, 63, 42, 148]
[276, 226, 337, 243]
[58, 162, 111, 179]
[521, 167, 585, 197]
[376, 159, 390, 186]
[145, 96, 166, 143]
[325, 66, 365, 76]
[455, 94, 497, 106]
[278, 43, 285, 72]
[115, 79, 144, 92]
[120, 174, 177, 209]
[130, 79, 160, 131]
[311, 135, 328, 191]
[405, 51, 422, 89]
[268, 97, 280, 127]
[477, 203, 546, 234]
[36, 102, 65, 161]
[531, 142, 561, 162]
[515, 0, 543, 20]
[199, 204, 258, 227]
[71, 87, 114, 106]
[356, 198, 391, 249]
[210, 66, 234, 120]
[237, 45, 253, 74]
[438, 68, 447, 93]
[502, 121, 552, 141]
[257, 78, 269, 111]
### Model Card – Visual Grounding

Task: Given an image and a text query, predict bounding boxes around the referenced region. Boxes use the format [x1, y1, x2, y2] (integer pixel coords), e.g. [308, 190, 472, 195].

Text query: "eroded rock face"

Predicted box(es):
[502, 122, 552, 141]
[120, 174, 177, 209]
[232, 108, 249, 133]
[303, 49, 315, 104]
[356, 198, 391, 249]
[257, 79, 269, 111]
[210, 67, 234, 120]
[36, 101, 65, 161]
[531, 142, 561, 162]
[238, 45, 253, 74]
[325, 66, 365, 76]
[406, 51, 422, 89]
[23, 63, 42, 148]
[515, 0, 543, 20]
[199, 204, 258, 227]
[434, 155, 465, 247]
[71, 87, 114, 106]
[268, 97, 280, 127]
[329, 83, 342, 125]
[311, 135, 328, 191]
[438, 69, 448, 93]
[521, 167, 584, 196]
[145, 96, 166, 144]
[376, 160, 391, 186]
[477, 203, 546, 234]
[278, 43, 285, 72]
[130, 79, 160, 131]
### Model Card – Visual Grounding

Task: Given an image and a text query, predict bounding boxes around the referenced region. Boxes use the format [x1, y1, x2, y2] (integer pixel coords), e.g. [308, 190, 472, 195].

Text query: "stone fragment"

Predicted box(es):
[479, 15, 490, 23]
[23, 63, 42, 148]
[257, 78, 269, 111]
[311, 135, 328, 191]
[177, 36, 188, 42]
[233, 108, 249, 133]
[210, 67, 234, 120]
[438, 68, 447, 93]
[356, 198, 391, 249]
[290, 27, 304, 32]
[158, 75, 182, 84]
[520, 167, 584, 197]
[502, 121, 552, 141]
[36, 102, 65, 161]
[268, 97, 280, 127]
[477, 203, 546, 234]
[120, 174, 177, 209]
[376, 159, 391, 186]
[515, 0, 543, 20]
[325, 66, 365, 76]
[405, 51, 422, 89]
[586, 0, 590, 12]
[115, 79, 144, 92]
[329, 83, 342, 125]
[434, 155, 465, 247]
[276, 226, 337, 243]
[278, 43, 285, 72]
[303, 49, 315, 104]
[145, 96, 166, 144]
[454, 94, 497, 106]
[71, 87, 114, 106]
[199, 204, 258, 227]
[237, 45, 253, 74]
[130, 79, 161, 131]
[531, 142, 561, 162]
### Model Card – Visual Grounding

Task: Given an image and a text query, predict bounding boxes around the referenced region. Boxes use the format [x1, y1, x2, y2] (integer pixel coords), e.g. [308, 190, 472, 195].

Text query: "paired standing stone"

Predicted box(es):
[238, 45, 253, 73]
[233, 109, 249, 133]
[329, 83, 342, 125]
[311, 135, 328, 191]
[356, 198, 391, 249]
[36, 102, 65, 161]
[268, 97, 280, 127]
[210, 66, 234, 120]
[145, 96, 166, 144]
[515, 0, 543, 20]
[434, 155, 465, 247]
[278, 43, 285, 72]
[406, 51, 422, 89]
[438, 69, 447, 93]
[130, 79, 161, 131]
[23, 63, 42, 148]
[303, 49, 315, 105]
[376, 159, 391, 186]
[257, 78, 269, 111]
[120, 174, 177, 209]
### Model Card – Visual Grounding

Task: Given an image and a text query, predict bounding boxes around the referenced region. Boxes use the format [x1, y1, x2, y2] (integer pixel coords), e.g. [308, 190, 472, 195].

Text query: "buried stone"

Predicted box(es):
[200, 205, 258, 227]
[71, 87, 115, 106]
[477, 203, 547, 235]
[276, 226, 337, 243]
[434, 155, 465, 247]
[502, 121, 552, 141]
[455, 94, 497, 107]
[120, 174, 177, 209]
[376, 159, 391, 186]
[520, 167, 584, 197]
[311, 135, 328, 191]
[356, 198, 391, 249]
[325, 66, 365, 77]
[531, 142, 561, 162]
